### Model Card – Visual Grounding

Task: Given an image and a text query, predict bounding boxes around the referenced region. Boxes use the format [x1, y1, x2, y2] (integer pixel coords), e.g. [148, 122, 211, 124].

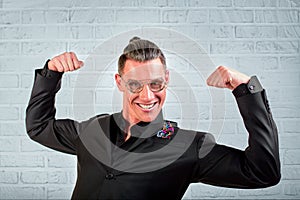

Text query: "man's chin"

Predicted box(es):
[137, 111, 161, 123]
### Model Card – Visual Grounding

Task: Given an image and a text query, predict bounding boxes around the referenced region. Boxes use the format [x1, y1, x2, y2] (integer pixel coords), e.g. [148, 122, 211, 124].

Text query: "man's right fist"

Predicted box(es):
[48, 52, 84, 72]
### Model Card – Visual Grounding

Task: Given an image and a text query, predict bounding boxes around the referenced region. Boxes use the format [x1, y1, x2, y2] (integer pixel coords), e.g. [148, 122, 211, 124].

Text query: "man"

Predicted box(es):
[26, 37, 280, 199]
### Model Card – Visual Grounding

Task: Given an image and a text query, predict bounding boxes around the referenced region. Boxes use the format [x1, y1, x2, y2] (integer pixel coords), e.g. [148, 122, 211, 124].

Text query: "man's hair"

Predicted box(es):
[117, 37, 166, 75]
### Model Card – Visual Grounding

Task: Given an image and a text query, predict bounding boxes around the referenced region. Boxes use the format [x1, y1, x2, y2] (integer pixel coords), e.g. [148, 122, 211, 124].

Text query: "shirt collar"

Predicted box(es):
[112, 111, 164, 138]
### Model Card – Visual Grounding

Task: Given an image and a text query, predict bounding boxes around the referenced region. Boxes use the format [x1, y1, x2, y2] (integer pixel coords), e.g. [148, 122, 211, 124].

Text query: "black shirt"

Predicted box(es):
[25, 67, 280, 200]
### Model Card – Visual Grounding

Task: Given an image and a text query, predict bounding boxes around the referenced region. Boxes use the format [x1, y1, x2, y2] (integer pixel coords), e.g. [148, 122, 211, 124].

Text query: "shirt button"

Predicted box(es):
[248, 85, 255, 91]
[105, 173, 115, 180]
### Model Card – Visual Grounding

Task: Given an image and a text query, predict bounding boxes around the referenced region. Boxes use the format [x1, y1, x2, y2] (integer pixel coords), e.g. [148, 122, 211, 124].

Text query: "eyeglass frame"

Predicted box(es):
[119, 76, 168, 93]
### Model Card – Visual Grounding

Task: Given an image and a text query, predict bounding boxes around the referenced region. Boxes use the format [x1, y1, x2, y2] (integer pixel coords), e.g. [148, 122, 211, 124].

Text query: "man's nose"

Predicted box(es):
[139, 84, 155, 100]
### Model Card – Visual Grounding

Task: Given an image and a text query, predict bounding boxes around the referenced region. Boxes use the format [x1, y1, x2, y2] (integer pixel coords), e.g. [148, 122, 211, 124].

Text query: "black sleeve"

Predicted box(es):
[25, 62, 79, 155]
[193, 79, 281, 188]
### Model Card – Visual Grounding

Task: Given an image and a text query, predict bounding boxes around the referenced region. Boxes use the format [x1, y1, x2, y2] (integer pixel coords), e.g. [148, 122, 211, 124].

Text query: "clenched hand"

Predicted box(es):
[48, 52, 84, 72]
[206, 66, 250, 90]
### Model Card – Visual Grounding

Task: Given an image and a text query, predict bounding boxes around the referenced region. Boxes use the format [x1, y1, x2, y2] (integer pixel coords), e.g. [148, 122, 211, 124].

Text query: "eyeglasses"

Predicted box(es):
[121, 77, 167, 93]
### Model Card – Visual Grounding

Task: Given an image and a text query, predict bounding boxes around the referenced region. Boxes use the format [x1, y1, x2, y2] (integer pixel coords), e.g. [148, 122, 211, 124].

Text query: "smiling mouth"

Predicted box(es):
[137, 103, 157, 110]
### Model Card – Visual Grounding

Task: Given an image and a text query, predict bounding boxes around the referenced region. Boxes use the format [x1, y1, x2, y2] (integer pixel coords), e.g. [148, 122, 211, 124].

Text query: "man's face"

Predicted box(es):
[115, 58, 169, 125]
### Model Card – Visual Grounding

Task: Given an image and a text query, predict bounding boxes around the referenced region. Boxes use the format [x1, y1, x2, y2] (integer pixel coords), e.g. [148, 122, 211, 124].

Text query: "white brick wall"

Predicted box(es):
[0, 0, 299, 199]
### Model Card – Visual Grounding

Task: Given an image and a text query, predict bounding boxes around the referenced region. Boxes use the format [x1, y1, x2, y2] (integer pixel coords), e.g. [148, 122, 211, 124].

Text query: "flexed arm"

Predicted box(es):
[25, 52, 84, 154]
[193, 66, 280, 188]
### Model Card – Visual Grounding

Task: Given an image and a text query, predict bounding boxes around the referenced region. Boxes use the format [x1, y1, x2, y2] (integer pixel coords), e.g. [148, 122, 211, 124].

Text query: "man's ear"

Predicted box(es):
[115, 74, 124, 92]
[165, 70, 170, 84]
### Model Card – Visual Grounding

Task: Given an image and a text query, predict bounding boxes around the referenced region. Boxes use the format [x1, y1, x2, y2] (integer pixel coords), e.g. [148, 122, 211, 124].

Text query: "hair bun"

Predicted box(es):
[129, 36, 141, 43]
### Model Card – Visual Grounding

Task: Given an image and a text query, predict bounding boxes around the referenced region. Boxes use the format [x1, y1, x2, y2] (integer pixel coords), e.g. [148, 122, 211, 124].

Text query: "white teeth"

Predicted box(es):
[138, 103, 155, 109]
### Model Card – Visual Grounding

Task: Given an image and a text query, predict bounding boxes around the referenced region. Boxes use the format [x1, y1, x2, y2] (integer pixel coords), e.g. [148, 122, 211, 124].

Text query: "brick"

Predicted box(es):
[19, 26, 45, 39]
[188, 0, 232, 7]
[280, 135, 300, 149]
[69, 72, 115, 88]
[69, 170, 77, 184]
[238, 184, 281, 196]
[235, 25, 277, 38]
[47, 187, 73, 199]
[272, 103, 300, 118]
[164, 104, 209, 120]
[22, 41, 67, 55]
[235, 56, 278, 72]
[256, 41, 298, 54]
[278, 25, 300, 38]
[210, 56, 234, 67]
[209, 25, 234, 38]
[21, 74, 34, 88]
[187, 10, 208, 23]
[0, 170, 18, 183]
[284, 150, 300, 165]
[21, 139, 53, 152]
[279, 0, 300, 7]
[47, 155, 76, 168]
[95, 89, 121, 104]
[68, 105, 98, 121]
[0, 154, 44, 167]
[0, 42, 19, 55]
[163, 10, 187, 23]
[234, 0, 277, 7]
[282, 120, 300, 133]
[210, 10, 253, 23]
[165, 54, 193, 72]
[190, 183, 238, 198]
[50, 105, 69, 119]
[69, 41, 100, 55]
[51, 0, 111, 7]
[162, 39, 208, 55]
[260, 88, 280, 102]
[211, 41, 254, 54]
[156, 0, 188, 7]
[70, 9, 114, 23]
[48, 171, 68, 184]
[45, 10, 69, 23]
[22, 10, 68, 24]
[2, 0, 48, 8]
[218, 134, 248, 149]
[68, 25, 94, 39]
[0, 26, 45, 40]
[0, 186, 45, 199]
[189, 87, 211, 104]
[255, 10, 299, 23]
[56, 90, 93, 106]
[0, 122, 25, 136]
[0, 107, 19, 120]
[21, 10, 44, 24]
[20, 170, 68, 184]
[0, 56, 47, 72]
[282, 166, 300, 180]
[280, 56, 300, 71]
[165, 89, 189, 103]
[0, 10, 20, 24]
[45, 25, 94, 39]
[280, 86, 300, 102]
[0, 138, 19, 152]
[0, 74, 19, 88]
[168, 71, 206, 87]
[283, 182, 300, 196]
[116, 9, 160, 23]
[95, 25, 115, 39]
[111, 0, 140, 7]
[0, 27, 18, 39]
[0, 90, 30, 104]
[21, 171, 48, 183]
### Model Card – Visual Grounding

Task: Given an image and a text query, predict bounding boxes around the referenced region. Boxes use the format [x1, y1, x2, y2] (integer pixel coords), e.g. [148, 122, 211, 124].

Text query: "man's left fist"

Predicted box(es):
[206, 66, 250, 90]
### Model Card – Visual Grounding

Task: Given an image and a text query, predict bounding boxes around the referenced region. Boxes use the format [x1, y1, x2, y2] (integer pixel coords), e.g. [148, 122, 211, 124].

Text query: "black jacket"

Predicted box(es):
[25, 68, 281, 200]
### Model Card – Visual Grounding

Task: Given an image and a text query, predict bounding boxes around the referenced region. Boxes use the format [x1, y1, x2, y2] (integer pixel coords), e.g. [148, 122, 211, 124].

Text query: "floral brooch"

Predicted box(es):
[156, 121, 174, 139]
